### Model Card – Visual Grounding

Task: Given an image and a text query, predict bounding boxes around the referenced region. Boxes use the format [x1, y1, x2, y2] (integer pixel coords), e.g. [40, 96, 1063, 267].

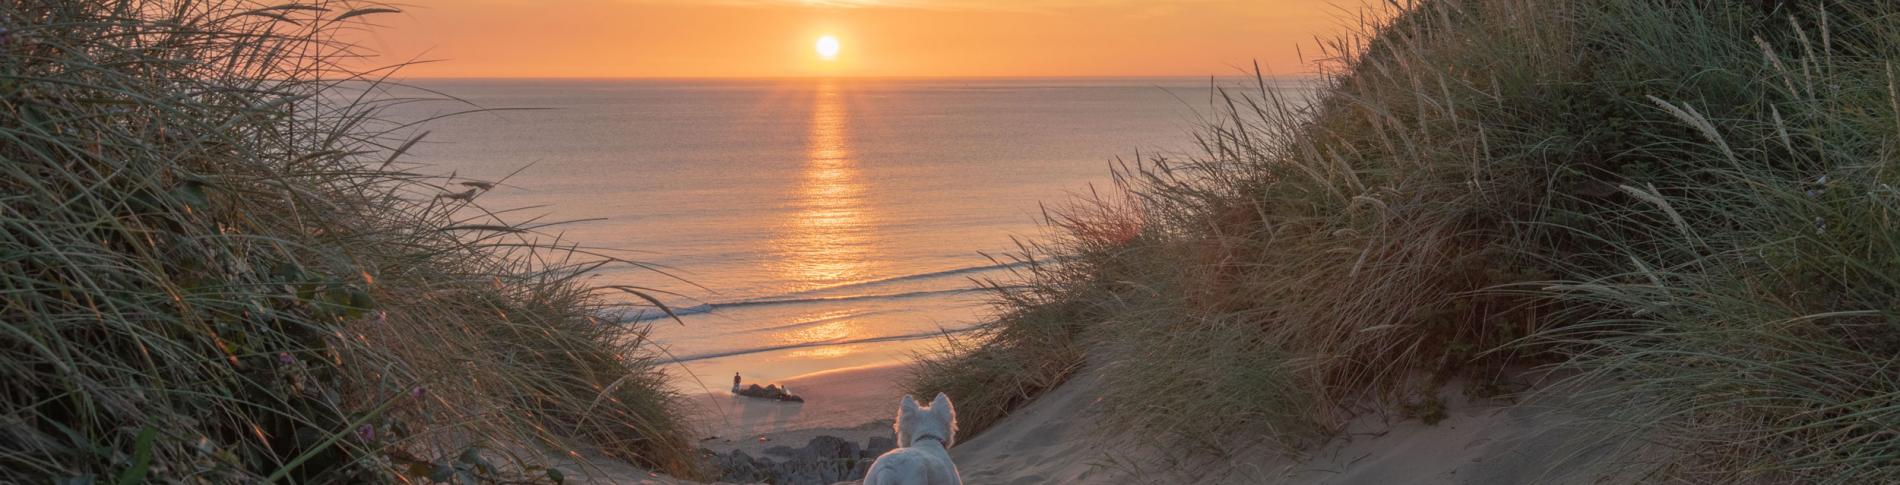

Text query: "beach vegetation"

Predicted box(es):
[908, 0, 1900, 480]
[1, 1, 701, 481]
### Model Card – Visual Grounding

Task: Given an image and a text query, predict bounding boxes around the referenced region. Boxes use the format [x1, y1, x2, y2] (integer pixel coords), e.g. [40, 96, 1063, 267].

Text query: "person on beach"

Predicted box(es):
[732, 372, 742, 393]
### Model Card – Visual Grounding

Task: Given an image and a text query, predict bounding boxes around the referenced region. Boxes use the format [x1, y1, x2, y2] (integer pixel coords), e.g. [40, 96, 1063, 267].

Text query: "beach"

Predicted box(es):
[598, 363, 1624, 484]
[685, 364, 909, 450]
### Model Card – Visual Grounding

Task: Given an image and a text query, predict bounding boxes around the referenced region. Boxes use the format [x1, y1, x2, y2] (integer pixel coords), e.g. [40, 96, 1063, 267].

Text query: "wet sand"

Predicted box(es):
[682, 363, 908, 450]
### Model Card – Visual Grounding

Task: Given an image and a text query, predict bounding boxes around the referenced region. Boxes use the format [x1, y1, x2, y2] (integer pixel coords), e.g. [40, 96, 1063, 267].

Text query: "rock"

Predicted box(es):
[736, 383, 805, 402]
[863, 436, 895, 459]
[703, 434, 886, 485]
[762, 445, 802, 459]
[804, 435, 858, 460]
[709, 449, 769, 483]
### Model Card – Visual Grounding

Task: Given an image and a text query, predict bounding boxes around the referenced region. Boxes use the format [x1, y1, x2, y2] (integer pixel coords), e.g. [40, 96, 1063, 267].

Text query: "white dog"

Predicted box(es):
[863, 393, 961, 485]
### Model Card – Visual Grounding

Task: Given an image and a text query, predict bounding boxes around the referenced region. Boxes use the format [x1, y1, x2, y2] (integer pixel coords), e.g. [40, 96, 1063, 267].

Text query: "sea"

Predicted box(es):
[378, 77, 1302, 393]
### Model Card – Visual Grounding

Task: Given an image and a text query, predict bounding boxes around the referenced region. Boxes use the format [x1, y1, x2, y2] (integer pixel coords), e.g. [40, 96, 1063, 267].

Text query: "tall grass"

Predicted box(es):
[917, 0, 1582, 451]
[1, 1, 700, 482]
[910, 0, 1900, 479]
[903, 192, 1137, 438]
[1536, 2, 1900, 479]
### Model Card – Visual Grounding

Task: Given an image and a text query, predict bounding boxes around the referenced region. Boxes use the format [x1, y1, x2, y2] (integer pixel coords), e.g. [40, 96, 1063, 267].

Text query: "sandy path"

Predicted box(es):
[950, 369, 1632, 484]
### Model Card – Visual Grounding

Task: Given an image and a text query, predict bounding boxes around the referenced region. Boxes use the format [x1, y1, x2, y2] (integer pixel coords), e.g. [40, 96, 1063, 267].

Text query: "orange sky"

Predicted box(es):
[352, 0, 1348, 78]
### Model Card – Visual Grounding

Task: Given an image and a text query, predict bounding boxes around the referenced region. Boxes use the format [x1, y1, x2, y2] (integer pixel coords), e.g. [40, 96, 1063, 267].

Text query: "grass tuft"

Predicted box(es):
[1, 1, 700, 482]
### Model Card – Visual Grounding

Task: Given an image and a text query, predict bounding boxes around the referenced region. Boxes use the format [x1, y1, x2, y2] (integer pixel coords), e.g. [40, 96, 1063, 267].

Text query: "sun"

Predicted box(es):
[815, 35, 841, 60]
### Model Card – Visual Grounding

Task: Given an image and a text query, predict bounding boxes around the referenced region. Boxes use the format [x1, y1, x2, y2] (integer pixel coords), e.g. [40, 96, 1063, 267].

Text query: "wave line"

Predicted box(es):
[614, 286, 1008, 323]
[668, 326, 981, 362]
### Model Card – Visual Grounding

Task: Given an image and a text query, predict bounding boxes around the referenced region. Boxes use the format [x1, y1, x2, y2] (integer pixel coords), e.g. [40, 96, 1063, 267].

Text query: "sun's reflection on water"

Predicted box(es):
[770, 80, 880, 293]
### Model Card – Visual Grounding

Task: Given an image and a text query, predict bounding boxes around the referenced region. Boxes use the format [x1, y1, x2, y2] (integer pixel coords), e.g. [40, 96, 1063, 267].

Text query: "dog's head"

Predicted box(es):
[894, 392, 957, 448]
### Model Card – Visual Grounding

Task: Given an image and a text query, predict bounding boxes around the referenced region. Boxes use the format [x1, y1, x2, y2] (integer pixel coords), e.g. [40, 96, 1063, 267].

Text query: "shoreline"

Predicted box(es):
[683, 362, 909, 451]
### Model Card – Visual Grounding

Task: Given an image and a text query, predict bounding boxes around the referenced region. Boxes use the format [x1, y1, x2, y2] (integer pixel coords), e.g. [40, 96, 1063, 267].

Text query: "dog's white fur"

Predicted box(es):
[863, 393, 960, 485]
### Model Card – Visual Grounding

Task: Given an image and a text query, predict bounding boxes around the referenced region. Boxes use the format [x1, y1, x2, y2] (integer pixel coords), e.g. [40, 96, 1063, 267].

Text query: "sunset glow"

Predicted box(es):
[354, 0, 1344, 78]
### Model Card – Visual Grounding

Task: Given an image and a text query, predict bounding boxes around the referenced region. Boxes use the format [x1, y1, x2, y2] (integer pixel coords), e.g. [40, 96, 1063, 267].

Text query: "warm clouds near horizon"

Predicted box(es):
[353, 0, 1346, 78]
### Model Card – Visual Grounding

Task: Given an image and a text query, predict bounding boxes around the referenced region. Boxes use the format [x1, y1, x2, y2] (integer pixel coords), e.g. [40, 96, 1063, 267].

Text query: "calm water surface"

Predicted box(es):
[384, 77, 1307, 390]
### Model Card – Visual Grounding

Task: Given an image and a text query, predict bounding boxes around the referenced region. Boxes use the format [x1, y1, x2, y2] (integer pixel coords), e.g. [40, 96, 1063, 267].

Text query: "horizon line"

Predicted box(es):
[393, 73, 1324, 82]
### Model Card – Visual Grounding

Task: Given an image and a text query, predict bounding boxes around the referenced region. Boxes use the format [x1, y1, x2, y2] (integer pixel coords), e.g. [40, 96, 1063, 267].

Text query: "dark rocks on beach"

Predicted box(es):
[704, 435, 891, 485]
[864, 436, 895, 458]
[737, 383, 804, 402]
[801, 435, 857, 461]
[709, 449, 767, 481]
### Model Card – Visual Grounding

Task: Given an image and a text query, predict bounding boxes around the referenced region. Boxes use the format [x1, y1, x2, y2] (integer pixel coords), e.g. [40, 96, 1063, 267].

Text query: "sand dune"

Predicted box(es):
[954, 370, 1644, 484]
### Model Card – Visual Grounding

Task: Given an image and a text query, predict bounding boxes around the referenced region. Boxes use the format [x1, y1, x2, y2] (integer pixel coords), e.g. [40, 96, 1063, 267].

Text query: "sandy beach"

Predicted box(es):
[683, 363, 910, 450]
[631, 362, 1634, 485]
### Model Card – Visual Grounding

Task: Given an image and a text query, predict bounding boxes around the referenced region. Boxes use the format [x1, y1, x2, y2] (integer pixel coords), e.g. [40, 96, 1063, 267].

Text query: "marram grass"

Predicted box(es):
[1, 1, 700, 482]
[909, 0, 1900, 481]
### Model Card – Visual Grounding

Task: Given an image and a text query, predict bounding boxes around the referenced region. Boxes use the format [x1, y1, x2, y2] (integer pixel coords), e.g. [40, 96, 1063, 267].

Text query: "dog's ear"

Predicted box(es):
[932, 392, 957, 447]
[931, 392, 953, 415]
[896, 395, 921, 447]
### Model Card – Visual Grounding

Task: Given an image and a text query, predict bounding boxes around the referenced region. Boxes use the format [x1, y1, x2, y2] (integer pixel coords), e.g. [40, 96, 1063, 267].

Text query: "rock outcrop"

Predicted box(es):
[704, 434, 894, 484]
